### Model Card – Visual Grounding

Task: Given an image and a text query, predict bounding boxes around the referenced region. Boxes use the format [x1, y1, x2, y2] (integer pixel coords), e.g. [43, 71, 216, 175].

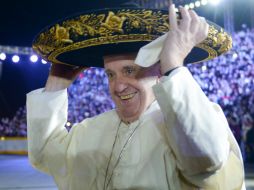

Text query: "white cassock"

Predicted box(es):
[26, 67, 245, 190]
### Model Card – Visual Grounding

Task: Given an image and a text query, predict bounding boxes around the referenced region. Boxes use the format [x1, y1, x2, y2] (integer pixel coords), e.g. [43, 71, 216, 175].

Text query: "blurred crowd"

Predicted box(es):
[67, 67, 115, 124]
[0, 107, 27, 137]
[189, 27, 254, 144]
[187, 26, 254, 162]
[0, 26, 254, 162]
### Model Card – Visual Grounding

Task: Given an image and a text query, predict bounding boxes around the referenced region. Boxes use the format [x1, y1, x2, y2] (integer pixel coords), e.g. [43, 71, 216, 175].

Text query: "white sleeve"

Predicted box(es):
[26, 88, 70, 174]
[153, 67, 230, 176]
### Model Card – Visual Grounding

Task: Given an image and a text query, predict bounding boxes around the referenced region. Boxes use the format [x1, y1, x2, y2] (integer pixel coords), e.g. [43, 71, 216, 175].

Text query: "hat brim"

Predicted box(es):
[32, 8, 232, 67]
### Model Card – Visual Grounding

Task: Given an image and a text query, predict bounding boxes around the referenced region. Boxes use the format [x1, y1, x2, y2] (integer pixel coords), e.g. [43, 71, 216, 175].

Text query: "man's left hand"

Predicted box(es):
[160, 4, 209, 74]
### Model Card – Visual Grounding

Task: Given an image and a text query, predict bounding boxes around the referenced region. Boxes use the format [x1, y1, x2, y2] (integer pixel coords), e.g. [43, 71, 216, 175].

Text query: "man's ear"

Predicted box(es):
[137, 62, 162, 78]
[144, 62, 162, 78]
[153, 62, 162, 77]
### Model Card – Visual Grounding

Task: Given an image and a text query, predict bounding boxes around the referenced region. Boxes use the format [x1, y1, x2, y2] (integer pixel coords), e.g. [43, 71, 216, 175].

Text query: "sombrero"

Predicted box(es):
[32, 4, 232, 68]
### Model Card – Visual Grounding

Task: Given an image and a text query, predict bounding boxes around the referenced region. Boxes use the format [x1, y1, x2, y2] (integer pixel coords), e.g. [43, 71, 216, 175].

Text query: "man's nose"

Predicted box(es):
[114, 77, 128, 93]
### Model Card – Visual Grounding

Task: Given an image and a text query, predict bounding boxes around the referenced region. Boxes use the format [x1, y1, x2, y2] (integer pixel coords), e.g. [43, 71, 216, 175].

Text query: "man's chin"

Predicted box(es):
[117, 110, 140, 124]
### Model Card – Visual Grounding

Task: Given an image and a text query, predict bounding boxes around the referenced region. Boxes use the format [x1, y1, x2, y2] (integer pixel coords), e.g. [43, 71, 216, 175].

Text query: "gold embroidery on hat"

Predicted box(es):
[102, 11, 126, 33]
[33, 9, 169, 61]
[204, 26, 232, 55]
[47, 34, 156, 65]
[32, 9, 232, 65]
[193, 43, 218, 64]
[55, 24, 73, 43]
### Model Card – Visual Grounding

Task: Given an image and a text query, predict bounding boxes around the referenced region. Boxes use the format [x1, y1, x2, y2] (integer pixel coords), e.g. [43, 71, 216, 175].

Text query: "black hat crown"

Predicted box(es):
[32, 2, 232, 67]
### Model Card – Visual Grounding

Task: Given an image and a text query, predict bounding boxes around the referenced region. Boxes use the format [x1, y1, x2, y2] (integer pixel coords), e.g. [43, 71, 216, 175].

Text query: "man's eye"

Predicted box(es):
[106, 72, 114, 79]
[127, 68, 133, 74]
[125, 67, 135, 75]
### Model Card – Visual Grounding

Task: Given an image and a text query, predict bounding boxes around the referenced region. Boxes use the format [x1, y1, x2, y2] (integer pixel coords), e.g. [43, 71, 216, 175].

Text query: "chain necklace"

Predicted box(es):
[103, 119, 141, 190]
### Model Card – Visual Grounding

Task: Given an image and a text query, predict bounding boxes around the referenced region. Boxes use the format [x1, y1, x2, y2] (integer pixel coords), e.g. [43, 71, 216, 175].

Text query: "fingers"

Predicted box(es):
[200, 17, 209, 33]
[199, 17, 209, 41]
[178, 6, 191, 30]
[161, 5, 209, 70]
[176, 6, 208, 41]
[189, 9, 199, 23]
[188, 9, 201, 33]
[170, 5, 208, 33]
[189, 11, 209, 42]
[169, 4, 178, 30]
[49, 63, 86, 79]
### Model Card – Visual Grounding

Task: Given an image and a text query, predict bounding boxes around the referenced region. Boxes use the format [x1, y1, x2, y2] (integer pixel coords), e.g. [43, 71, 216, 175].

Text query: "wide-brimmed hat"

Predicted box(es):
[32, 4, 232, 68]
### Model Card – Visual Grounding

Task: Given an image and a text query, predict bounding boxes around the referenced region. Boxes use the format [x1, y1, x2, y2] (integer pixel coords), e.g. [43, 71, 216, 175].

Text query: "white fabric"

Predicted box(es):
[26, 67, 245, 190]
[135, 33, 167, 67]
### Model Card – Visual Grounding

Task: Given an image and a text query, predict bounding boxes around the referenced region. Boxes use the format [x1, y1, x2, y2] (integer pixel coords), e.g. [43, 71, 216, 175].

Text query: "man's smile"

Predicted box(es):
[119, 92, 137, 100]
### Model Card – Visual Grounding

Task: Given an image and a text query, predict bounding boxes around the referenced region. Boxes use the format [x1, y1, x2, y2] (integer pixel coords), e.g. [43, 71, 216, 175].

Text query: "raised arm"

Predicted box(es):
[27, 63, 85, 173]
[153, 5, 244, 189]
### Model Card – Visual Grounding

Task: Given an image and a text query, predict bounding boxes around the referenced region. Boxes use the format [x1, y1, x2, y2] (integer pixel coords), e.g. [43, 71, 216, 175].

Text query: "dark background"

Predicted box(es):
[0, 0, 252, 117]
[0, 0, 251, 47]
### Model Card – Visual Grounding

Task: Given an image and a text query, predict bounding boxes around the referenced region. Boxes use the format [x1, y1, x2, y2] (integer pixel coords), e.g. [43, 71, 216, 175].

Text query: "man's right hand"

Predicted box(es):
[159, 4, 209, 74]
[44, 63, 86, 92]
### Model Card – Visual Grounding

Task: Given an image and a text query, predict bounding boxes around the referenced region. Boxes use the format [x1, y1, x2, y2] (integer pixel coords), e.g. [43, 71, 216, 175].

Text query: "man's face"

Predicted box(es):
[104, 53, 160, 123]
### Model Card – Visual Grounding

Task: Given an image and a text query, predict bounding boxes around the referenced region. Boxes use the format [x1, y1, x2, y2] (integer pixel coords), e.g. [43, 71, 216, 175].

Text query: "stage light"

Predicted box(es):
[12, 55, 20, 63]
[184, 4, 190, 9]
[209, 0, 221, 6]
[189, 2, 195, 9]
[201, 0, 208, 5]
[66, 122, 71, 127]
[232, 52, 238, 60]
[30, 55, 38, 63]
[41, 59, 47, 64]
[0, 53, 6, 61]
[195, 1, 201, 7]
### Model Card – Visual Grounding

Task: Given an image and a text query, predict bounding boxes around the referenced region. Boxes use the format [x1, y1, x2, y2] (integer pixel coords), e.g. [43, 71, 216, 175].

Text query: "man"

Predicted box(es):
[27, 4, 245, 190]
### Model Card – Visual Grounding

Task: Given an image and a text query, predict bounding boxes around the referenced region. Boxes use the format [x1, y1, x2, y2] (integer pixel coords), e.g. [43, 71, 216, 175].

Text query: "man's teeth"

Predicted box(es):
[120, 93, 135, 100]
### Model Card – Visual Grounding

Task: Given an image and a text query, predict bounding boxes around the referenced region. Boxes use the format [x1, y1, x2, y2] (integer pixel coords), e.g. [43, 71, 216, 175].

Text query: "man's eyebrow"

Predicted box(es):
[104, 69, 113, 73]
[122, 65, 138, 70]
